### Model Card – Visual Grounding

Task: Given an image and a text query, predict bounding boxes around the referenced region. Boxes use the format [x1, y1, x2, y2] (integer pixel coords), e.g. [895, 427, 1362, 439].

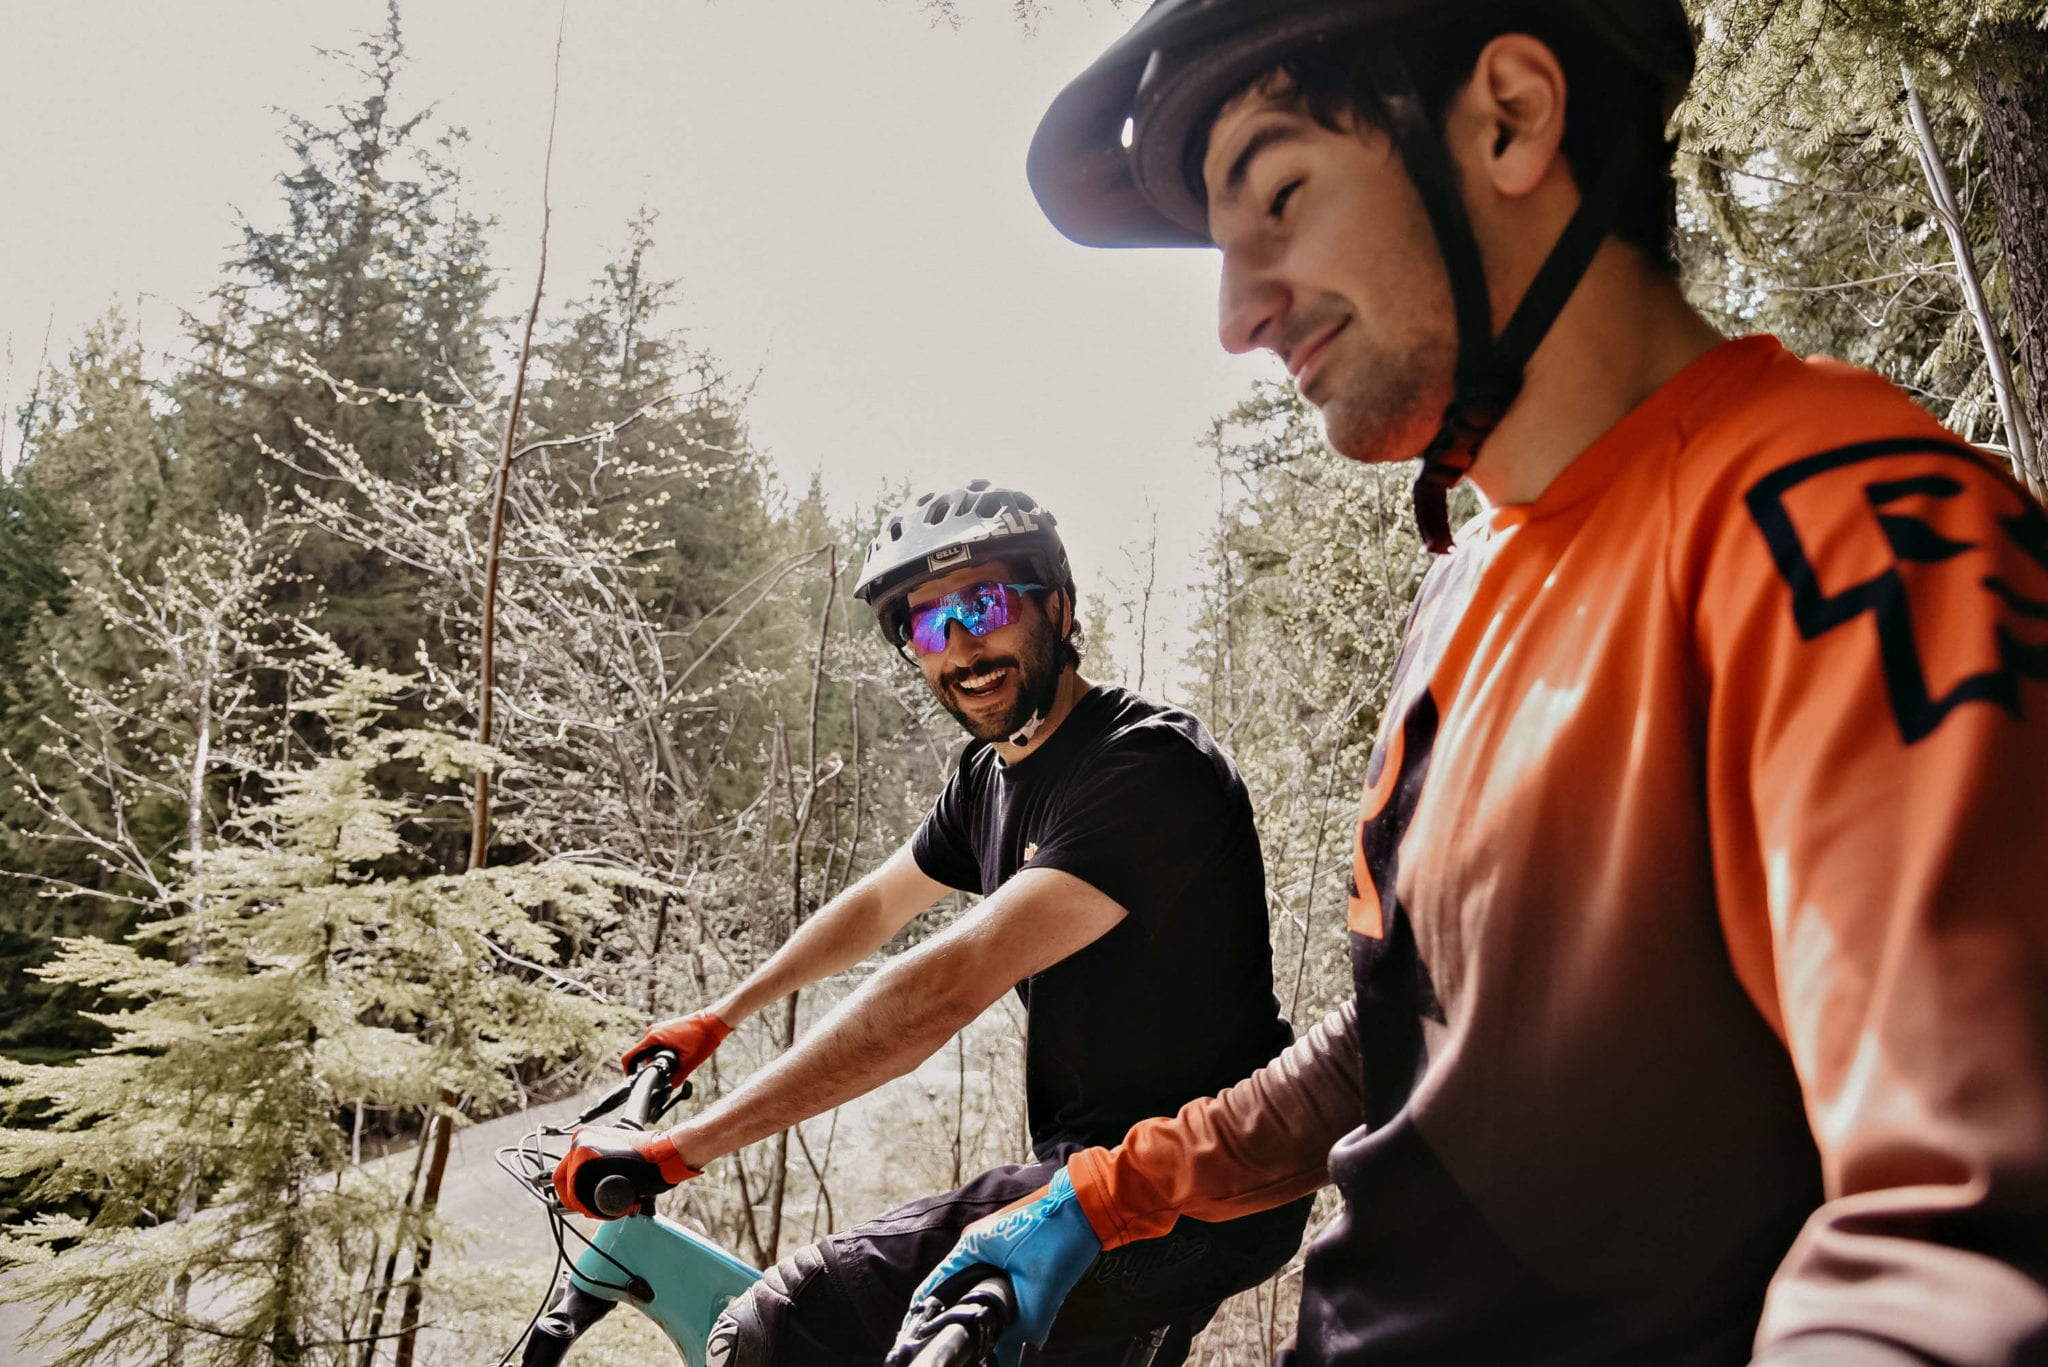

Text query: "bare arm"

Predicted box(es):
[664, 866, 1127, 1169]
[706, 842, 949, 1028]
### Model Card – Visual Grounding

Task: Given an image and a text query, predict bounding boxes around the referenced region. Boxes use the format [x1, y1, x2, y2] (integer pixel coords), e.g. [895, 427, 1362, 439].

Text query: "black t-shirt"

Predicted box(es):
[913, 684, 1293, 1158]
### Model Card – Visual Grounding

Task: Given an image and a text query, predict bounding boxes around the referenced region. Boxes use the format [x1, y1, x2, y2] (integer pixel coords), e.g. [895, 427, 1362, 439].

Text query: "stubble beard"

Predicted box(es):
[1309, 314, 1457, 466]
[938, 617, 1065, 743]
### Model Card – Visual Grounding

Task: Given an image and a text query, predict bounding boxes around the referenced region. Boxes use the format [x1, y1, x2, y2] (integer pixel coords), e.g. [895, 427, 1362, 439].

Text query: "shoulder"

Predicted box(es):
[1666, 341, 1985, 521]
[946, 737, 999, 793]
[1656, 340, 2034, 580]
[1663, 347, 2048, 741]
[1079, 687, 1240, 789]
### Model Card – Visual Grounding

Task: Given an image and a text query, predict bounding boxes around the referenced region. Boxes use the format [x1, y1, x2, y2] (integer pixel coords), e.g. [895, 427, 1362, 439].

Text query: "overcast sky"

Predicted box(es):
[1, 0, 1294, 685]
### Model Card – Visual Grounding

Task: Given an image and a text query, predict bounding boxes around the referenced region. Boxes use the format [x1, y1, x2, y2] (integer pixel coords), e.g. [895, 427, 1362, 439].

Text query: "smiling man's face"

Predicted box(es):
[903, 560, 1067, 743]
[1203, 76, 1458, 465]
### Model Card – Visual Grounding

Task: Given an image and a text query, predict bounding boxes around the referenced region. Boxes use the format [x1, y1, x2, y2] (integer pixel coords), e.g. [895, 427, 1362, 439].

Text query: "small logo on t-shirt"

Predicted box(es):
[1023, 842, 1039, 862]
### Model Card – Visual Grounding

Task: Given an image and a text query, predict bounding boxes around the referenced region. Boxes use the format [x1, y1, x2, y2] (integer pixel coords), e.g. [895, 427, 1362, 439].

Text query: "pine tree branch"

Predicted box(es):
[1902, 64, 2042, 490]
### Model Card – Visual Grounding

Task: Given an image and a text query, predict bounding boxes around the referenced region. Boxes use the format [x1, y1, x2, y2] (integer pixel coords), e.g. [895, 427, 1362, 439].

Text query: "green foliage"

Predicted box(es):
[1681, 0, 2046, 450]
[174, 2, 500, 672]
[1184, 381, 1456, 1022]
[8, 316, 171, 559]
[0, 513, 294, 1066]
[0, 656, 629, 1365]
[0, 474, 69, 719]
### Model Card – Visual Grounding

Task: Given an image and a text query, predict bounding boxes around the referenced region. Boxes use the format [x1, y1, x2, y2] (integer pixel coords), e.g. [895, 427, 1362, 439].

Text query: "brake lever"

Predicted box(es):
[567, 1050, 691, 1130]
[652, 1078, 694, 1124]
[571, 1076, 637, 1128]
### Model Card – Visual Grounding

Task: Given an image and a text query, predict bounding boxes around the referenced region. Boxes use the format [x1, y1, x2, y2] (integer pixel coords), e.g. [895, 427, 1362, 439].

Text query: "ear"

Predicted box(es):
[1454, 33, 1569, 201]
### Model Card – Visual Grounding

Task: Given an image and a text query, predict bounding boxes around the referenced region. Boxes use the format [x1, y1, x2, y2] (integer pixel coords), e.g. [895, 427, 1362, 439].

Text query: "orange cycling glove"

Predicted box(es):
[553, 1125, 702, 1219]
[621, 1009, 732, 1076]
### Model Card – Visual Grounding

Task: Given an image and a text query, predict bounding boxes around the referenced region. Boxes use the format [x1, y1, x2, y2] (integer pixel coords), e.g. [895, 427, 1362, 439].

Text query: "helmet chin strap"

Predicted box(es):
[1005, 617, 1074, 749]
[1008, 711, 1050, 748]
[1006, 665, 1066, 748]
[1361, 48, 1619, 554]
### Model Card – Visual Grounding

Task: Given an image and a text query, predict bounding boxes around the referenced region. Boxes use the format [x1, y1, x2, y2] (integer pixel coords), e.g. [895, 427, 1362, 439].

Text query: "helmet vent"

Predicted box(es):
[853, 481, 1066, 617]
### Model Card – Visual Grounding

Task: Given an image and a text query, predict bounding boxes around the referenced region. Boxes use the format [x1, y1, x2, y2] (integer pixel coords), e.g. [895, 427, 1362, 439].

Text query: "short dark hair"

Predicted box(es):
[1203, 6, 1679, 270]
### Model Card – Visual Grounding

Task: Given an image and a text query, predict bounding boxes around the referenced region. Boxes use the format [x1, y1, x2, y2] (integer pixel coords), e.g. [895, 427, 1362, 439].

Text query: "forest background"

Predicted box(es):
[1, 1, 2044, 1363]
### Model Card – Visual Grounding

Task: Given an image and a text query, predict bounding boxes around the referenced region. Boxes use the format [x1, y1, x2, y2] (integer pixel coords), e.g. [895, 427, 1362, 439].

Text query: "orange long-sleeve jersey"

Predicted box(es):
[1069, 337, 2048, 1364]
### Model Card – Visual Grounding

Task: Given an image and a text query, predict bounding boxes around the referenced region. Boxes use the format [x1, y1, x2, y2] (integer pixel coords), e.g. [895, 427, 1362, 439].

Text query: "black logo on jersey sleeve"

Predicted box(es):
[1746, 437, 2048, 744]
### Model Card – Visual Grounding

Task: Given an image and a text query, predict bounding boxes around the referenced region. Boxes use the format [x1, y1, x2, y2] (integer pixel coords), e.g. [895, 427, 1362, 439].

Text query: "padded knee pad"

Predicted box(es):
[706, 1241, 834, 1367]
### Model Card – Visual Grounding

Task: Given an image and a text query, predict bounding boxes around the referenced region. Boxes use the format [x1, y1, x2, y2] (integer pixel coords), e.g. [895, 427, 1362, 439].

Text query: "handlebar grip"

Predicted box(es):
[973, 1275, 1017, 1326]
[592, 1173, 640, 1219]
[908, 1324, 977, 1367]
[897, 1272, 1016, 1367]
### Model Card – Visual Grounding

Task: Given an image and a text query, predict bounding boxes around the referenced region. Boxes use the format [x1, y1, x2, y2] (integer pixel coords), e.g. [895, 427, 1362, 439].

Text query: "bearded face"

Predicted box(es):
[902, 561, 1071, 744]
[929, 598, 1066, 742]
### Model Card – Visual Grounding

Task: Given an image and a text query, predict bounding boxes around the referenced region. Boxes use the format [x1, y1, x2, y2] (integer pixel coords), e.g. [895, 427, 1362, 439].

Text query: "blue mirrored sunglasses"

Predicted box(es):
[900, 581, 1046, 656]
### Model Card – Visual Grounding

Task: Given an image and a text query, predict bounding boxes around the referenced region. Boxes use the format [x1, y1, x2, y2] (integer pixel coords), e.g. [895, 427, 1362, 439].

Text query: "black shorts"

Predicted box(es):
[709, 1158, 1312, 1366]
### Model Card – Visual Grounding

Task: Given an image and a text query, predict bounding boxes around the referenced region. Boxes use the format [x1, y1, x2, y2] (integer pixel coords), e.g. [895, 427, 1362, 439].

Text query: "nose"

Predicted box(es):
[940, 621, 984, 665]
[1217, 247, 1286, 356]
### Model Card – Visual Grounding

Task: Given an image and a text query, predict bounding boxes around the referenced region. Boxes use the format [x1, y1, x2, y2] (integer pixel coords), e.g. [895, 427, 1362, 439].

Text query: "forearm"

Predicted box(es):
[711, 849, 930, 1025]
[669, 951, 984, 1168]
[1069, 999, 1363, 1248]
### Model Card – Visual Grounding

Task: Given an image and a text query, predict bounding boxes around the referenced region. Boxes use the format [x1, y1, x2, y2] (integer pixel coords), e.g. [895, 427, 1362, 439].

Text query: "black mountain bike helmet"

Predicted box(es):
[1027, 0, 1695, 552]
[853, 481, 1074, 650]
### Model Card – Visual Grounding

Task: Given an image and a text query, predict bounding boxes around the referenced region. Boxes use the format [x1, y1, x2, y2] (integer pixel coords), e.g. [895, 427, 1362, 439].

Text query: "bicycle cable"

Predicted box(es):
[496, 1125, 649, 1298]
[492, 1129, 571, 1365]
[489, 1062, 688, 1361]
[489, 1124, 642, 1364]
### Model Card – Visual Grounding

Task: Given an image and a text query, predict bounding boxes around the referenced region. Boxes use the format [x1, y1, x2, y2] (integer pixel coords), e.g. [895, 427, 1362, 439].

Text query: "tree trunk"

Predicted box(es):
[359, 1120, 432, 1367]
[1977, 28, 2048, 495]
[391, 1095, 458, 1367]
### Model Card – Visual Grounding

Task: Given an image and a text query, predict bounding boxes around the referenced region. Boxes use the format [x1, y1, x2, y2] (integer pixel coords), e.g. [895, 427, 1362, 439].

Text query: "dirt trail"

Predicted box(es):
[0, 1029, 1018, 1365]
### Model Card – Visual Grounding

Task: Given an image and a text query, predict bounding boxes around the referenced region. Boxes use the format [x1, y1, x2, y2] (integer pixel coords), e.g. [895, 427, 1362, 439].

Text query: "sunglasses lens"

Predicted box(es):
[909, 607, 952, 655]
[905, 584, 1019, 656]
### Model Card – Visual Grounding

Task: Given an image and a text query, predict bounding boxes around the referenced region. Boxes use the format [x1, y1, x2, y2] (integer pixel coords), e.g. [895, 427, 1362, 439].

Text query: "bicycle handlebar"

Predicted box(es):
[619, 1049, 681, 1126]
[591, 1173, 641, 1220]
[569, 1046, 691, 1130]
[549, 1051, 690, 1220]
[892, 1272, 1017, 1367]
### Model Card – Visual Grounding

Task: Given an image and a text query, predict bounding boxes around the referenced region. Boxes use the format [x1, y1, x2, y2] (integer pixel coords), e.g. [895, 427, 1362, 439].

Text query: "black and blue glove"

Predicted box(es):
[897, 1169, 1102, 1367]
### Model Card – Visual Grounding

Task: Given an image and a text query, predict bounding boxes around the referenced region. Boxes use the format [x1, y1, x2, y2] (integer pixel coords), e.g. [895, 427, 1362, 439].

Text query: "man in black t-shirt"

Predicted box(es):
[555, 482, 1308, 1365]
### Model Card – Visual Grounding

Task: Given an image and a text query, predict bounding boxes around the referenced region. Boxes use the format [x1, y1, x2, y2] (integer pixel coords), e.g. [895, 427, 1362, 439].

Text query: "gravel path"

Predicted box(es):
[0, 1018, 1023, 1365]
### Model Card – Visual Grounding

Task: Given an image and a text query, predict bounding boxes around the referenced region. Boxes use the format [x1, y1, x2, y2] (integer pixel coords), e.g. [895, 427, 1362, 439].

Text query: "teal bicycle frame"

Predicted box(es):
[566, 1211, 759, 1365]
[506, 1055, 762, 1366]
[509, 1052, 1009, 1367]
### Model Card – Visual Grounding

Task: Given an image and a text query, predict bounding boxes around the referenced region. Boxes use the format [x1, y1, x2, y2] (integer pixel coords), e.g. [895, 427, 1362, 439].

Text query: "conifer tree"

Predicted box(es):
[0, 317, 191, 1059]
[9, 316, 171, 559]
[175, 2, 500, 671]
[527, 209, 780, 634]
[1185, 380, 1445, 1020]
[0, 475, 68, 726]
[1686, 0, 2048, 487]
[0, 654, 628, 1367]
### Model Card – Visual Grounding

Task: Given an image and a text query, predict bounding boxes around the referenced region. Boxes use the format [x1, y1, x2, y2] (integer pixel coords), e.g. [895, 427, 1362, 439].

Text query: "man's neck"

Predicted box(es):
[992, 669, 1091, 765]
[1463, 240, 1725, 509]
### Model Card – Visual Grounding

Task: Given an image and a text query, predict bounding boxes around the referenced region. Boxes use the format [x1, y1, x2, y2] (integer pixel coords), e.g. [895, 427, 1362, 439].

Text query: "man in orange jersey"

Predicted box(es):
[897, 3, 2048, 1365]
